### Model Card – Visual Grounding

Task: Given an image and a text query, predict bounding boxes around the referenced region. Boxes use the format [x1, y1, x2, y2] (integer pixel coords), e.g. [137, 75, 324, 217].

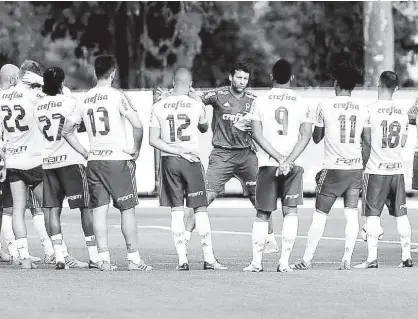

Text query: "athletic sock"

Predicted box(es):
[32, 214, 55, 256]
[366, 216, 380, 262]
[396, 215, 412, 261]
[85, 235, 99, 263]
[251, 220, 268, 267]
[127, 250, 141, 264]
[61, 239, 70, 258]
[1, 215, 19, 258]
[51, 234, 65, 263]
[98, 250, 111, 263]
[16, 237, 30, 259]
[171, 210, 188, 265]
[303, 211, 327, 262]
[195, 211, 216, 264]
[343, 208, 359, 262]
[280, 214, 298, 268]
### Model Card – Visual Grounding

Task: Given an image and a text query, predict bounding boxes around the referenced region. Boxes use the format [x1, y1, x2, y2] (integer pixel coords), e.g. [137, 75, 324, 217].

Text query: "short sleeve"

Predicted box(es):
[200, 90, 217, 106]
[119, 92, 137, 116]
[67, 103, 83, 125]
[198, 102, 208, 125]
[149, 106, 160, 129]
[408, 97, 418, 117]
[250, 99, 262, 121]
[315, 103, 324, 127]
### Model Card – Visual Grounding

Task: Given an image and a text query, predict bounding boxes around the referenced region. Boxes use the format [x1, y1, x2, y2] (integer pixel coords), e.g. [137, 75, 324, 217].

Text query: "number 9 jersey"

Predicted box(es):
[67, 87, 136, 161]
[149, 95, 207, 157]
[365, 100, 410, 175]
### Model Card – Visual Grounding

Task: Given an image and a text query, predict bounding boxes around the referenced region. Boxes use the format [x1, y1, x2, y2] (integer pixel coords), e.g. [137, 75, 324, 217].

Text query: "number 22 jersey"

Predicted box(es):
[67, 86, 136, 161]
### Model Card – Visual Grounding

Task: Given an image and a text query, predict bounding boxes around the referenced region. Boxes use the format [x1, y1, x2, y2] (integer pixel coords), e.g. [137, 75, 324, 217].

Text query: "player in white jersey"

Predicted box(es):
[292, 64, 370, 271]
[35, 67, 99, 270]
[63, 55, 152, 271]
[150, 68, 227, 271]
[355, 71, 413, 269]
[244, 59, 313, 272]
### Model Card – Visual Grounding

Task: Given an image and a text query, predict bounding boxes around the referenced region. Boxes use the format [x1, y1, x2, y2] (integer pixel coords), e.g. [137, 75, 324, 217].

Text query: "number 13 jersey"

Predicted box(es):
[316, 96, 370, 170]
[149, 95, 207, 157]
[251, 88, 314, 167]
[68, 87, 135, 161]
[365, 100, 409, 175]
[35, 95, 86, 169]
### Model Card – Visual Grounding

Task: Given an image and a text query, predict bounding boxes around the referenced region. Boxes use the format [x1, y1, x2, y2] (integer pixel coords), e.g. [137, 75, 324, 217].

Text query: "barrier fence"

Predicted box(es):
[72, 88, 418, 196]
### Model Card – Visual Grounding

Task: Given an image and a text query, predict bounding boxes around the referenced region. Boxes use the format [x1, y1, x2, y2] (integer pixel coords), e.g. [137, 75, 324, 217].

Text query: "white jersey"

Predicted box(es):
[316, 96, 370, 170]
[0, 84, 44, 169]
[67, 86, 136, 161]
[34, 94, 86, 169]
[149, 95, 207, 157]
[251, 88, 314, 167]
[365, 100, 410, 175]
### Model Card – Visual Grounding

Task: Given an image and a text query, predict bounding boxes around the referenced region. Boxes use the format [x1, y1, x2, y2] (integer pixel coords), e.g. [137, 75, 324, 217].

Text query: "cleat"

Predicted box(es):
[277, 264, 293, 272]
[10, 256, 20, 266]
[354, 260, 378, 269]
[21, 258, 37, 269]
[65, 255, 88, 268]
[0, 249, 11, 262]
[43, 254, 56, 264]
[98, 261, 118, 271]
[398, 258, 413, 268]
[56, 261, 69, 270]
[264, 239, 280, 254]
[292, 259, 312, 270]
[176, 263, 189, 271]
[128, 260, 153, 271]
[29, 255, 41, 263]
[203, 260, 228, 270]
[339, 260, 351, 270]
[243, 263, 263, 272]
[88, 260, 100, 269]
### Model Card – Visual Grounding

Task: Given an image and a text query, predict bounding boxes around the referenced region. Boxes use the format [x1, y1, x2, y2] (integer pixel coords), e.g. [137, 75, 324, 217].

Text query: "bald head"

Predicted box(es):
[0, 64, 19, 89]
[173, 68, 192, 95]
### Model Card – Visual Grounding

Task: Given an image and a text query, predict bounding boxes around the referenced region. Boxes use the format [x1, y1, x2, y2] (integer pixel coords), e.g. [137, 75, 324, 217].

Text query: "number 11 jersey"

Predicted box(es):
[68, 87, 135, 161]
[316, 96, 370, 170]
[149, 95, 207, 157]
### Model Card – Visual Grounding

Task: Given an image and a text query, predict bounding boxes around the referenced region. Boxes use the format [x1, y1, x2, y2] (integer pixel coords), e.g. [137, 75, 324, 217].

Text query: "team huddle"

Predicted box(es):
[0, 55, 416, 272]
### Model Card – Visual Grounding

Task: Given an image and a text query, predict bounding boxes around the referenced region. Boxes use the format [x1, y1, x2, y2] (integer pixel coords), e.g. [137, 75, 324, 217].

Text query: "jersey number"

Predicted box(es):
[38, 114, 65, 142]
[1, 105, 29, 133]
[275, 107, 288, 135]
[87, 107, 110, 136]
[338, 114, 357, 143]
[166, 114, 190, 142]
[381, 120, 401, 148]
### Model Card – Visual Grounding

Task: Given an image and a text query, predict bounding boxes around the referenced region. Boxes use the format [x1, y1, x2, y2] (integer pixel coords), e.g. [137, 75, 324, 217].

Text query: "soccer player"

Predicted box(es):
[157, 62, 279, 253]
[355, 71, 413, 269]
[244, 59, 313, 272]
[34, 67, 99, 270]
[63, 54, 152, 271]
[292, 64, 370, 271]
[150, 68, 227, 271]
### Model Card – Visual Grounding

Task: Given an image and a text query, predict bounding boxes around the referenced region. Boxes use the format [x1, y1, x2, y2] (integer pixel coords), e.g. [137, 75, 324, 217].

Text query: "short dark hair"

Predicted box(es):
[272, 59, 292, 84]
[19, 60, 42, 79]
[94, 55, 116, 80]
[42, 67, 65, 96]
[379, 71, 399, 90]
[333, 63, 360, 91]
[230, 61, 250, 76]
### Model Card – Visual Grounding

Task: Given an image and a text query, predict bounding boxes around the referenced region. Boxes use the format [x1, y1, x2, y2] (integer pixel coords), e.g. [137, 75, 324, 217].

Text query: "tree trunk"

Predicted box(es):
[363, 1, 394, 87]
[114, 1, 130, 89]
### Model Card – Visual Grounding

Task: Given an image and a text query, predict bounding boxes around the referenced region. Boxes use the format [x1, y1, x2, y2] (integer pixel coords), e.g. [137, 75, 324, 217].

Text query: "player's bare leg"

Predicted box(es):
[396, 215, 413, 268]
[277, 206, 298, 272]
[244, 210, 270, 272]
[10, 181, 36, 269]
[80, 208, 100, 268]
[171, 207, 189, 270]
[120, 206, 152, 271]
[194, 206, 227, 270]
[92, 204, 115, 271]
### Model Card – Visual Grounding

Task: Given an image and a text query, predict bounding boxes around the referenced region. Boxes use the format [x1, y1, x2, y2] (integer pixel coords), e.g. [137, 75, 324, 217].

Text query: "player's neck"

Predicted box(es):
[95, 79, 112, 88]
[336, 92, 351, 97]
[272, 82, 291, 89]
[378, 92, 393, 100]
[172, 88, 189, 96]
[229, 86, 245, 98]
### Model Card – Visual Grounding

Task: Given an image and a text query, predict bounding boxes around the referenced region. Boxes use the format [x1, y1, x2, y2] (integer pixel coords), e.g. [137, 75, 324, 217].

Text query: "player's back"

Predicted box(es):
[35, 94, 86, 168]
[366, 100, 409, 175]
[252, 88, 312, 166]
[318, 97, 369, 169]
[80, 87, 131, 161]
[151, 95, 205, 157]
[0, 84, 43, 169]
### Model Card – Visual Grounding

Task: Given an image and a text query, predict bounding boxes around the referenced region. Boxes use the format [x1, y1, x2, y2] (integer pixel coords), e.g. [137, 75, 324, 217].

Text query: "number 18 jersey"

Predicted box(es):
[67, 87, 135, 161]
[149, 95, 207, 157]
[365, 100, 409, 175]
[316, 96, 370, 170]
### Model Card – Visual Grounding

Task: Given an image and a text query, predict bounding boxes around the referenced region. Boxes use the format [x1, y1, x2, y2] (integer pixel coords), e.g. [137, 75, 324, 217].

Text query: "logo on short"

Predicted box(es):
[245, 181, 256, 186]
[188, 191, 204, 197]
[68, 194, 82, 201]
[285, 194, 299, 199]
[117, 193, 134, 202]
[400, 204, 407, 210]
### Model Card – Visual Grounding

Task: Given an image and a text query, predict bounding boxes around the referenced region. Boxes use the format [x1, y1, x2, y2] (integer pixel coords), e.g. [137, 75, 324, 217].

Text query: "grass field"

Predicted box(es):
[2, 198, 418, 318]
